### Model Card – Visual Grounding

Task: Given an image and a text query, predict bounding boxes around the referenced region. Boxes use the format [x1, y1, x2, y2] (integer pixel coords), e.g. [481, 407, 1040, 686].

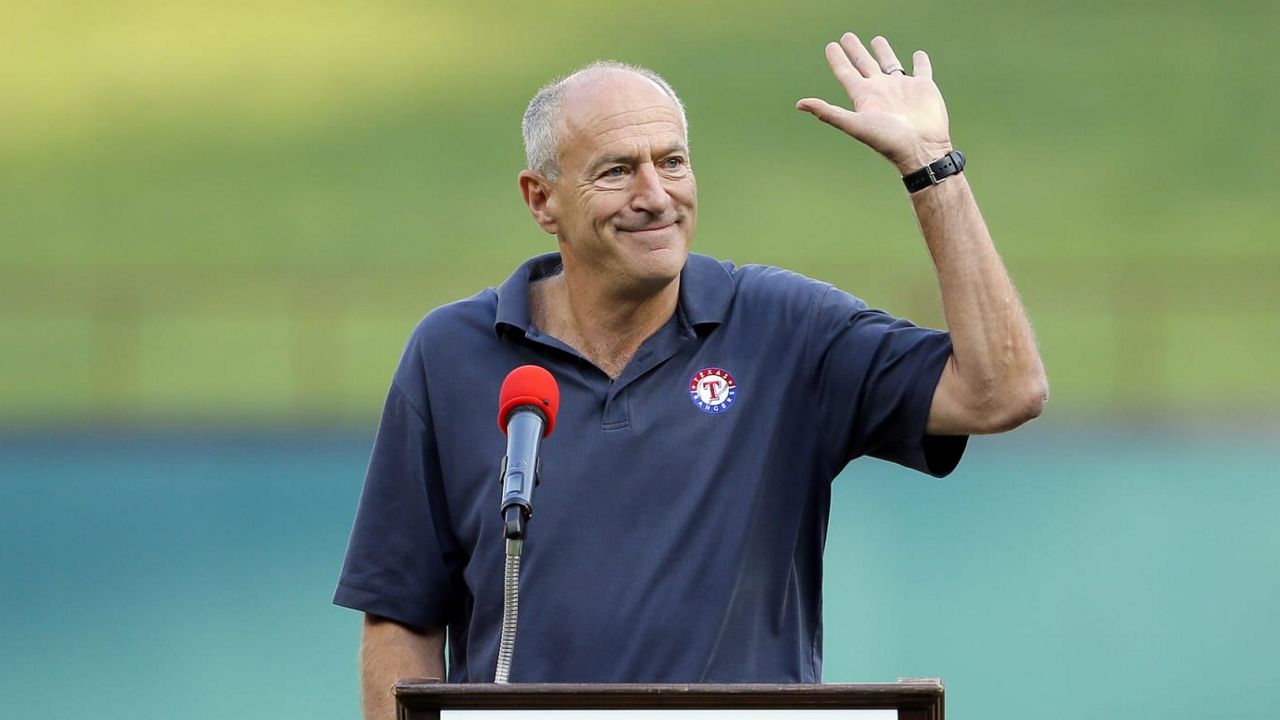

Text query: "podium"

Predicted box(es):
[394, 680, 944, 719]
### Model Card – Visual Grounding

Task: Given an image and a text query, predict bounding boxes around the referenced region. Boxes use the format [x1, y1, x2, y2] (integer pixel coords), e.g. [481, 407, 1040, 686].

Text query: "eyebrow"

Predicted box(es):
[587, 143, 689, 175]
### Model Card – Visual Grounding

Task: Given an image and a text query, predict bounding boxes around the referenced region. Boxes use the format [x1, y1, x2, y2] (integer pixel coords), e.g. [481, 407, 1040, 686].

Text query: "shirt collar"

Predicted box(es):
[678, 253, 735, 328]
[494, 252, 735, 337]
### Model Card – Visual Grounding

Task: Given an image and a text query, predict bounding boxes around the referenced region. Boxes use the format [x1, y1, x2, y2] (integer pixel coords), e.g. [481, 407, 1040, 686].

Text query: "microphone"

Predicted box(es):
[493, 365, 559, 683]
[497, 365, 559, 541]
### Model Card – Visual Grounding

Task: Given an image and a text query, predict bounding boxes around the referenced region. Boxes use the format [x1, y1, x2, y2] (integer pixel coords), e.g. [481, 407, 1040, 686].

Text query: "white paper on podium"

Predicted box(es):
[444, 711, 898, 719]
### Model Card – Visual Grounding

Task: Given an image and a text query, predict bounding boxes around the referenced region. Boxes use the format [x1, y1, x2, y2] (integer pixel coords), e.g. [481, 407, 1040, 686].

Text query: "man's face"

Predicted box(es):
[546, 71, 697, 296]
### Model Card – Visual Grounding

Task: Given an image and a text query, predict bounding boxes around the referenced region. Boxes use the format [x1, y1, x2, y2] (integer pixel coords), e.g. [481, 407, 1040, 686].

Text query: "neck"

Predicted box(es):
[532, 263, 680, 378]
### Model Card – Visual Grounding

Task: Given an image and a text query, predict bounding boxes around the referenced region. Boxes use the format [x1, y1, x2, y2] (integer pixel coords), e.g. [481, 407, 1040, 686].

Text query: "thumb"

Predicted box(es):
[795, 98, 866, 137]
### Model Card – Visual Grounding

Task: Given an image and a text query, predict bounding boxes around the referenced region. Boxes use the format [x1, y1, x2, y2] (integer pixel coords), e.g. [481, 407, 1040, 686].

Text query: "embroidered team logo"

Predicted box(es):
[689, 367, 738, 414]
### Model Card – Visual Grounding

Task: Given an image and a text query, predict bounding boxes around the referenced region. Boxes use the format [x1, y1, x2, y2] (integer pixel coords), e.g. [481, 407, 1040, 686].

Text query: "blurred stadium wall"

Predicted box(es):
[2, 3, 1278, 720]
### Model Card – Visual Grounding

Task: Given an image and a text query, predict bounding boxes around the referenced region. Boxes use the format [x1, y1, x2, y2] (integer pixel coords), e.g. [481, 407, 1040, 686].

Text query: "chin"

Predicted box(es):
[636, 245, 689, 280]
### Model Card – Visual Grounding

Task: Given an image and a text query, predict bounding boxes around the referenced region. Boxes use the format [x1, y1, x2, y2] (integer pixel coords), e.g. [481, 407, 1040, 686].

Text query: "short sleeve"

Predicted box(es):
[808, 285, 967, 478]
[333, 374, 463, 628]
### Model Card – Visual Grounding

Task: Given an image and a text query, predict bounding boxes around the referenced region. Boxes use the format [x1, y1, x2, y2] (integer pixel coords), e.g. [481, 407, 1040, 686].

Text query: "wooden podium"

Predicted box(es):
[394, 680, 944, 719]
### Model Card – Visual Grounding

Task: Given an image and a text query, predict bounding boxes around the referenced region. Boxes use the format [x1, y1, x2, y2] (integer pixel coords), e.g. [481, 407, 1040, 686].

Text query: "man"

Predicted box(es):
[336, 32, 1047, 717]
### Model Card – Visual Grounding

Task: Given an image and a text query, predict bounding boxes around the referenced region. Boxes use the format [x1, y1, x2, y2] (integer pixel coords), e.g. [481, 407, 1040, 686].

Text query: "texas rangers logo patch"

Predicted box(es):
[689, 367, 738, 414]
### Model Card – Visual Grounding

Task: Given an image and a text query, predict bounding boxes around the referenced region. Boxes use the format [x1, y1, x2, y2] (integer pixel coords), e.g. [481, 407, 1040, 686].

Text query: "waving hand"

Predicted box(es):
[797, 33, 954, 174]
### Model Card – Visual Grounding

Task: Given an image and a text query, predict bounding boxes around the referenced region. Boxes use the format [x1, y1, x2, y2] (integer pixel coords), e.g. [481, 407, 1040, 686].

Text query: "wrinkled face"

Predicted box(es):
[547, 71, 697, 296]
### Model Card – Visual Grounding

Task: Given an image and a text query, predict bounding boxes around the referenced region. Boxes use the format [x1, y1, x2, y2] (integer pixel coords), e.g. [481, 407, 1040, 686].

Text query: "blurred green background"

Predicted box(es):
[2, 1, 1277, 718]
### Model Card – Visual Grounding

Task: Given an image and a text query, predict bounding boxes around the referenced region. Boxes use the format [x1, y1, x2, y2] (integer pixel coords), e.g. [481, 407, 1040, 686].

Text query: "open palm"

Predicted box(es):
[797, 33, 952, 174]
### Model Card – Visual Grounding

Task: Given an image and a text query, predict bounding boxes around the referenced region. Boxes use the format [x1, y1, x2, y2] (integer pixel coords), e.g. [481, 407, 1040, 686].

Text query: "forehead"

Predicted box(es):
[559, 71, 686, 160]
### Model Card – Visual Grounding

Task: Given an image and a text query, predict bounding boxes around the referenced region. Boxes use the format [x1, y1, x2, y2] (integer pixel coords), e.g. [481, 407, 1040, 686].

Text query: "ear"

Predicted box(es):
[518, 170, 560, 235]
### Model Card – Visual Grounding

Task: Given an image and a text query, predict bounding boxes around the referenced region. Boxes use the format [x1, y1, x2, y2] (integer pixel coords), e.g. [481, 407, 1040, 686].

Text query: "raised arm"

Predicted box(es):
[797, 32, 1047, 435]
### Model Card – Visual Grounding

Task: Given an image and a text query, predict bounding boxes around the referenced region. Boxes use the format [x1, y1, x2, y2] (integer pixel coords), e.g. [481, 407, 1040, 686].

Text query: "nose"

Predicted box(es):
[628, 162, 673, 216]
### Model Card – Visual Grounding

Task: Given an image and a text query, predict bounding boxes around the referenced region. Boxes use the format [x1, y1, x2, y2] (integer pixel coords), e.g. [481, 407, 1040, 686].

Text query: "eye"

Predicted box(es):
[661, 156, 686, 170]
[601, 165, 628, 178]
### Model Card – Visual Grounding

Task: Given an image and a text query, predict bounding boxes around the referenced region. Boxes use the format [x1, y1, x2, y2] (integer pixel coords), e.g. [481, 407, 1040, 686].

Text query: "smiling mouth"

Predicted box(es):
[622, 222, 676, 235]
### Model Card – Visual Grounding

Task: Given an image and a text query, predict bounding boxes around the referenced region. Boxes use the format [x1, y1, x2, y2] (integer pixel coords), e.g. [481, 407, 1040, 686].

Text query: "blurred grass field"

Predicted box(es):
[2, 0, 1278, 424]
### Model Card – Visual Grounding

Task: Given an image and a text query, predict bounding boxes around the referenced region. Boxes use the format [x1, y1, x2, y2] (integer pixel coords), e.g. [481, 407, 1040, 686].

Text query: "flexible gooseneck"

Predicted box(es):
[494, 538, 523, 684]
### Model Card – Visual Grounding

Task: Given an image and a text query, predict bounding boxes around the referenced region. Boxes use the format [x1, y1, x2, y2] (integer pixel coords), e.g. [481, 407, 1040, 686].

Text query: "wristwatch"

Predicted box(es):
[902, 150, 965, 193]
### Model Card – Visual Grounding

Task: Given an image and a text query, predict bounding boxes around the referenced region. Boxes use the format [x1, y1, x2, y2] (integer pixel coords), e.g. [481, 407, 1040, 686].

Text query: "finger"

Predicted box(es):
[912, 50, 933, 80]
[838, 32, 877, 79]
[795, 97, 867, 137]
[870, 35, 905, 75]
[823, 41, 864, 95]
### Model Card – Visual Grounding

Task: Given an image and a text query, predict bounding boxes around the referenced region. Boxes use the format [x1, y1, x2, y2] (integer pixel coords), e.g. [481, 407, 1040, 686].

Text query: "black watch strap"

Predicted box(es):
[902, 150, 966, 193]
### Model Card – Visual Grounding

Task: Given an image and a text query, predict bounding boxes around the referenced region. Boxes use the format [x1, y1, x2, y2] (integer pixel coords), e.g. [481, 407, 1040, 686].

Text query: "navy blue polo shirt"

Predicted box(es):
[334, 252, 965, 683]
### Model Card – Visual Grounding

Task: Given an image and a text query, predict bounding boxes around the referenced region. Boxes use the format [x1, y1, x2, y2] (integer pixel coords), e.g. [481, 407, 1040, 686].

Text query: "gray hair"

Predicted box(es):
[521, 61, 689, 180]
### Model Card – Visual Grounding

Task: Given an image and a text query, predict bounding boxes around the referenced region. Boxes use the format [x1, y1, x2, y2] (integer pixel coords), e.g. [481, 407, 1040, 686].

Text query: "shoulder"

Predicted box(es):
[683, 252, 873, 327]
[732, 263, 829, 297]
[411, 288, 501, 343]
[725, 261, 863, 323]
[393, 288, 501, 388]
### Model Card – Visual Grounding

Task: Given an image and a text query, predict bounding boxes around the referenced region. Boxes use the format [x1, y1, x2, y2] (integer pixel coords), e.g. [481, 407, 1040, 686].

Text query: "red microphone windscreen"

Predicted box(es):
[498, 365, 560, 437]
